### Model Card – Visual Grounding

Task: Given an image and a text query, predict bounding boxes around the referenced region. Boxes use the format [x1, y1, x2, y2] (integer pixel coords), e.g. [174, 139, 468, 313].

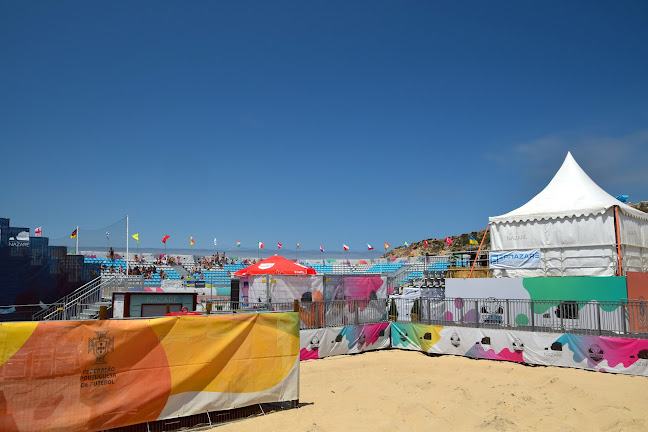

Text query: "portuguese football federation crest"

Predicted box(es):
[88, 331, 114, 364]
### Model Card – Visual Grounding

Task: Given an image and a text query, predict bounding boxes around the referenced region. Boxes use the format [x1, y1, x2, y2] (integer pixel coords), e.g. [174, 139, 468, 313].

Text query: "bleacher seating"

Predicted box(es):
[84, 258, 181, 287]
[367, 263, 403, 273]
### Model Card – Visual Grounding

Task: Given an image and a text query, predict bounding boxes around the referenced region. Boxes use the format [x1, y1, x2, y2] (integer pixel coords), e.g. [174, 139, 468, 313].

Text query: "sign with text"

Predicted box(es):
[489, 249, 541, 269]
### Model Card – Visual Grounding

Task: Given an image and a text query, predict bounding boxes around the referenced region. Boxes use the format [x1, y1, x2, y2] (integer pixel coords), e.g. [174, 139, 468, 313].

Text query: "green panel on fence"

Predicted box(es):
[522, 276, 627, 313]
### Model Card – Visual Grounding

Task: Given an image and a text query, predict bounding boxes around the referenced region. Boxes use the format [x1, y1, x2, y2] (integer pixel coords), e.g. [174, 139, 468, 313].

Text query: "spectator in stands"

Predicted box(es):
[176, 256, 181, 265]
[109, 247, 115, 262]
[134, 254, 140, 263]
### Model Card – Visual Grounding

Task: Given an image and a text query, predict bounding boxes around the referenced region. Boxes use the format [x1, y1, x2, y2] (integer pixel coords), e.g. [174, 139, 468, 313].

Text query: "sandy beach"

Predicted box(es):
[214, 350, 648, 432]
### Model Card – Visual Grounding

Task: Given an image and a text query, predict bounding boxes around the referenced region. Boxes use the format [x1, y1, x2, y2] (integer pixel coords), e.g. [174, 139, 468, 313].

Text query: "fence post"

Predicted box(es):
[315, 301, 320, 328]
[474, 300, 479, 328]
[596, 302, 602, 336]
[354, 300, 359, 325]
[293, 299, 299, 313]
[621, 300, 627, 336]
[427, 298, 431, 325]
[505, 299, 510, 329]
[560, 303, 564, 332]
[530, 301, 535, 331]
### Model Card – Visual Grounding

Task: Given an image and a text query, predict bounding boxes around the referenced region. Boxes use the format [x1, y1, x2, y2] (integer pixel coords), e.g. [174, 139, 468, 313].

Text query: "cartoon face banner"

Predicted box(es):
[0, 313, 300, 432]
[299, 323, 391, 360]
[391, 323, 648, 377]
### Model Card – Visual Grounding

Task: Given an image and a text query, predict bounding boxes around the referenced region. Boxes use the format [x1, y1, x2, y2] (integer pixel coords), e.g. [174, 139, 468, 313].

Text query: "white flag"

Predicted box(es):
[213, 238, 217, 246]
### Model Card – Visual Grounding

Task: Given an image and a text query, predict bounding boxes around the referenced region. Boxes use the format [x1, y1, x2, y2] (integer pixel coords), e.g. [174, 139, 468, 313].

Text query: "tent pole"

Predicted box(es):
[614, 206, 623, 276]
[469, 225, 489, 279]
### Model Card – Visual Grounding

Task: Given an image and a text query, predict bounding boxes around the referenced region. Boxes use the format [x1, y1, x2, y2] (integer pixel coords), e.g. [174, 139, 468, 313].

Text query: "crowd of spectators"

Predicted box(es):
[100, 263, 163, 279]
[195, 252, 247, 271]
[155, 255, 182, 266]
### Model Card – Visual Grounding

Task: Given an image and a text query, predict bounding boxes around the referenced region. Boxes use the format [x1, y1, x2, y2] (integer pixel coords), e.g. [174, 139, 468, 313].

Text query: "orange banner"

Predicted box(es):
[0, 313, 300, 432]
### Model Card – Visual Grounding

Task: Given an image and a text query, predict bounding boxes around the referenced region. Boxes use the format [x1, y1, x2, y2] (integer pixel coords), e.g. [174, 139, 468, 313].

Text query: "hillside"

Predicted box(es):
[383, 201, 647, 258]
[382, 229, 489, 259]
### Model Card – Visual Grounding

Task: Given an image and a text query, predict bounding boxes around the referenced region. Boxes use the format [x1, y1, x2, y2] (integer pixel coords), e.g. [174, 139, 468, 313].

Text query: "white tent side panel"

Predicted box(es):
[490, 210, 617, 277]
[619, 211, 648, 273]
[490, 211, 616, 250]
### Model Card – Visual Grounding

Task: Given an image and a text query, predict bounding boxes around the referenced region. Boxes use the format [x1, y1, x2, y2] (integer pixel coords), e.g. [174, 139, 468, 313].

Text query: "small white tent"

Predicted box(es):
[489, 152, 648, 277]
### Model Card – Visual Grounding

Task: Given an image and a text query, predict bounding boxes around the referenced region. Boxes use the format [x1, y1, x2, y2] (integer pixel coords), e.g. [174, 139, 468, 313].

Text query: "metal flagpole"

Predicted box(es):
[75, 225, 78, 255]
[126, 215, 129, 273]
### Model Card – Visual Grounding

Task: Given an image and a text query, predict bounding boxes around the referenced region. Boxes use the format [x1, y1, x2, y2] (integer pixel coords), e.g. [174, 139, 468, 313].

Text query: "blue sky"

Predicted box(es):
[1, 1, 647, 251]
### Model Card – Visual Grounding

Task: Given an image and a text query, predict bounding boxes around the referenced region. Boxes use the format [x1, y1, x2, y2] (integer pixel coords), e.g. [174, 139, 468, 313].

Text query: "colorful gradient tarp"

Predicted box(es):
[391, 323, 648, 376]
[300, 323, 391, 360]
[0, 313, 300, 432]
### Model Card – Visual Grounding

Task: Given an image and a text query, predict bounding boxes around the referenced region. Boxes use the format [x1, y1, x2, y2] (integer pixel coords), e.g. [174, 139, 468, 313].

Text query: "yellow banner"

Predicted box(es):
[0, 312, 300, 432]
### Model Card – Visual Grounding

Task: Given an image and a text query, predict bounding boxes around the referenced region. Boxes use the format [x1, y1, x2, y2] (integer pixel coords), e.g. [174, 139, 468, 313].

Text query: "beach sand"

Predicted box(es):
[213, 350, 647, 432]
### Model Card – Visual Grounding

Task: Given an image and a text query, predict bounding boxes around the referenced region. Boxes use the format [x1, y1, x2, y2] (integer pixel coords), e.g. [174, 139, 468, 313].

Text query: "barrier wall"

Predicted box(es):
[391, 323, 648, 376]
[445, 277, 629, 332]
[0, 313, 300, 432]
[300, 323, 391, 360]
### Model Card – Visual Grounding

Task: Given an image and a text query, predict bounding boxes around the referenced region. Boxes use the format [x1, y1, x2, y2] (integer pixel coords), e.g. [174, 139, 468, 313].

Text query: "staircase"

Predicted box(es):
[172, 264, 190, 279]
[33, 275, 144, 321]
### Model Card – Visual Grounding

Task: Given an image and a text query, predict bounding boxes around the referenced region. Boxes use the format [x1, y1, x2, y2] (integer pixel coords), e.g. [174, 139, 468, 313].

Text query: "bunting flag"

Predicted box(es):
[132, 233, 139, 244]
[424, 240, 429, 247]
[237, 240, 241, 247]
[445, 237, 453, 246]
[190, 236, 194, 246]
[162, 235, 170, 244]
[404, 241, 409, 247]
[319, 244, 324, 252]
[70, 229, 77, 239]
[258, 241, 265, 249]
[469, 236, 478, 245]
[367, 243, 374, 250]
[34, 227, 42, 237]
[277, 243, 283, 249]
[343, 244, 349, 251]
[106, 231, 110, 239]
[296, 243, 300, 250]
[384, 242, 390, 250]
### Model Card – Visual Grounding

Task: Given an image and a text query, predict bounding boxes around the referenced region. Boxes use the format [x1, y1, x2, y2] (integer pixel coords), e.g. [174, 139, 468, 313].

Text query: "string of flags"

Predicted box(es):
[61, 227, 473, 251]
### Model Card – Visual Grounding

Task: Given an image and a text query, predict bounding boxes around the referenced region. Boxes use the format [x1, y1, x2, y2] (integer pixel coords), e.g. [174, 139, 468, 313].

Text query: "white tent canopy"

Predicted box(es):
[489, 152, 648, 277]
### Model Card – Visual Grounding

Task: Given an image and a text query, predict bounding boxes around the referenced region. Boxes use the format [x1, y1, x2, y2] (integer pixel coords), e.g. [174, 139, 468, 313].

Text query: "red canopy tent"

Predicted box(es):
[233, 255, 317, 277]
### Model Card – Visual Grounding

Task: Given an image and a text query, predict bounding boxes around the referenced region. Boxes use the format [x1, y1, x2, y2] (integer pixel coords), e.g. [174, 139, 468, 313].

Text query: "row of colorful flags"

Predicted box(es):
[62, 229, 479, 248]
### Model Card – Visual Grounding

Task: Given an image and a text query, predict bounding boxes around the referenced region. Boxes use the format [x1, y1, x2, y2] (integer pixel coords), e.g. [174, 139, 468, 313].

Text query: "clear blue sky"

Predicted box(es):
[1, 1, 647, 251]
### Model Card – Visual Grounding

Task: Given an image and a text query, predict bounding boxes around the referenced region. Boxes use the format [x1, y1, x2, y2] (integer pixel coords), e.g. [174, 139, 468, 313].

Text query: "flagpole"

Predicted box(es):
[468, 225, 489, 279]
[75, 225, 78, 255]
[126, 215, 129, 273]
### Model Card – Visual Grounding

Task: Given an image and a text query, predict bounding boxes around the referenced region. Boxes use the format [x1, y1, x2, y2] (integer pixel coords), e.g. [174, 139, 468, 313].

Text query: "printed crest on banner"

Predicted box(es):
[588, 344, 604, 362]
[88, 331, 115, 365]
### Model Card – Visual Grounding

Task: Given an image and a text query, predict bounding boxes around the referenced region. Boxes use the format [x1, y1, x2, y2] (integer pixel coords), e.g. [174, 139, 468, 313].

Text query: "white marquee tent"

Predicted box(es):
[489, 152, 648, 277]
